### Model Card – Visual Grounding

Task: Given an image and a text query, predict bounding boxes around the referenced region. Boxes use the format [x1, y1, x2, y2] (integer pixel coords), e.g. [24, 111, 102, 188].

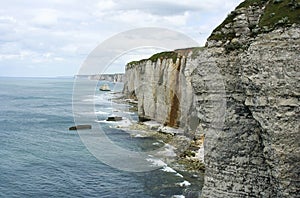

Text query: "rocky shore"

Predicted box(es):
[122, 1, 300, 197]
[112, 96, 206, 173]
[129, 121, 205, 172]
[111, 94, 206, 192]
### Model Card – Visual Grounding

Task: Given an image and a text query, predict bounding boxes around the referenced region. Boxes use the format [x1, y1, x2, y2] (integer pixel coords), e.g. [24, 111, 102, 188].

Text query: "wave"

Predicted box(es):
[176, 181, 191, 187]
[94, 111, 110, 115]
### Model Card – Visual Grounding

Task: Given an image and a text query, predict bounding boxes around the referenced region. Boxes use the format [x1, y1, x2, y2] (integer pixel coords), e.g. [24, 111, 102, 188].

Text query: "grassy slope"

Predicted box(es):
[259, 0, 300, 29]
[126, 51, 178, 68]
[209, 0, 300, 41]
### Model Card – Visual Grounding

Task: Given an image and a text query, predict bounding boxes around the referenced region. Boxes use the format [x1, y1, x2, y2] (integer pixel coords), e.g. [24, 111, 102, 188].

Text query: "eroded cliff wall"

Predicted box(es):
[197, 26, 300, 197]
[75, 73, 125, 82]
[123, 51, 198, 134]
[90, 73, 125, 82]
[123, 0, 300, 197]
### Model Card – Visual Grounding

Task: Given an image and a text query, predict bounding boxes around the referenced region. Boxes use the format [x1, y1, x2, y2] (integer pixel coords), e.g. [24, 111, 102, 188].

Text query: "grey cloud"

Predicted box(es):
[98, 0, 243, 16]
[0, 0, 244, 76]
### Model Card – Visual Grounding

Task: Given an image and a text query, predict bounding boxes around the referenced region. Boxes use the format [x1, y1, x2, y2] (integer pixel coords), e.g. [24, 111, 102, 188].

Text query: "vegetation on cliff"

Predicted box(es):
[126, 47, 204, 69]
[208, 0, 300, 41]
[259, 0, 300, 29]
[126, 51, 178, 69]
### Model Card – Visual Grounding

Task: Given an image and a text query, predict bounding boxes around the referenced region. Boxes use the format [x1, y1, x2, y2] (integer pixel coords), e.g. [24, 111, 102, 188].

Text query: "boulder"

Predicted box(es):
[69, 125, 92, 130]
[106, 116, 122, 121]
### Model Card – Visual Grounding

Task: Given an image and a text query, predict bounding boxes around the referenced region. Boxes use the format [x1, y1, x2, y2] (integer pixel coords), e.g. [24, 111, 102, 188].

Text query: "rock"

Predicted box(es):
[79, 73, 125, 82]
[123, 26, 300, 198]
[157, 126, 184, 136]
[143, 121, 161, 130]
[122, 1, 300, 197]
[99, 84, 111, 91]
[123, 49, 197, 135]
[69, 125, 92, 130]
[138, 116, 151, 122]
[106, 116, 122, 121]
[198, 26, 300, 198]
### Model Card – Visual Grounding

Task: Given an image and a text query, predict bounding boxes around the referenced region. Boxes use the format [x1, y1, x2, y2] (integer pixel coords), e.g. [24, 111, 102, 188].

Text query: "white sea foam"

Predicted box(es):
[94, 120, 109, 123]
[133, 134, 144, 138]
[115, 119, 132, 128]
[147, 158, 180, 175]
[94, 111, 109, 115]
[177, 180, 191, 187]
[82, 98, 94, 102]
[171, 195, 185, 198]
[126, 130, 149, 138]
[157, 144, 177, 157]
[123, 111, 135, 115]
[146, 158, 167, 167]
[161, 166, 177, 173]
[94, 118, 132, 128]
[175, 173, 184, 178]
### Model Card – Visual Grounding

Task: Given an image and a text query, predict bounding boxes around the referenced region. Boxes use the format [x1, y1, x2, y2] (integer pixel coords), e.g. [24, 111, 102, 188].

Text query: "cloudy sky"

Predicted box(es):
[0, 0, 243, 77]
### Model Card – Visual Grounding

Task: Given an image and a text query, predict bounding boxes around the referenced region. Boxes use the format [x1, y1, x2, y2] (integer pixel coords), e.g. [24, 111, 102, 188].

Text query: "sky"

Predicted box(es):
[0, 0, 243, 77]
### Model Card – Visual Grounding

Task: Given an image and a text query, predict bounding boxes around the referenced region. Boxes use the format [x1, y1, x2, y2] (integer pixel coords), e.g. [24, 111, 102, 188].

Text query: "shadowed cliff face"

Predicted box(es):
[123, 0, 300, 197]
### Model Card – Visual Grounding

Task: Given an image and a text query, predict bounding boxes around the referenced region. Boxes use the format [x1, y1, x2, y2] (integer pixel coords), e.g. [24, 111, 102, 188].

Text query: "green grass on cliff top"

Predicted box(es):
[260, 0, 300, 28]
[209, 0, 300, 41]
[126, 47, 204, 68]
[126, 51, 178, 68]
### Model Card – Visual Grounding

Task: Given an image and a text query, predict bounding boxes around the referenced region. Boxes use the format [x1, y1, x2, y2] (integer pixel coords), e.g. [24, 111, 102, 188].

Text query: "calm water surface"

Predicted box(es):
[0, 77, 201, 198]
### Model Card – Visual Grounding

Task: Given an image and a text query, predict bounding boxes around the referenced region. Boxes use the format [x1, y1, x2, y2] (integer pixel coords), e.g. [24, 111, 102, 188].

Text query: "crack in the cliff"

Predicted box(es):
[167, 57, 182, 127]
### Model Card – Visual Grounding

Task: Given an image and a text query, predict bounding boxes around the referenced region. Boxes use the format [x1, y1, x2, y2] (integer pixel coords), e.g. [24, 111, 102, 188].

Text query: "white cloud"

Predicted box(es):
[94, 0, 242, 16]
[61, 44, 79, 53]
[0, 0, 244, 76]
[0, 16, 17, 23]
[33, 9, 59, 26]
[96, 0, 117, 11]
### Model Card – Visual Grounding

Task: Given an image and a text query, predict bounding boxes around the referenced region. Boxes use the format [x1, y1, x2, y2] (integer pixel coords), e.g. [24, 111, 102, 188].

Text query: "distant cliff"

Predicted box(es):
[76, 73, 125, 82]
[123, 0, 299, 197]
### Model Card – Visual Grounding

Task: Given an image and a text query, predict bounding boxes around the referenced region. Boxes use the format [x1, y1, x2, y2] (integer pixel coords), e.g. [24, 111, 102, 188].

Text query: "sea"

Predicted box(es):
[0, 77, 202, 198]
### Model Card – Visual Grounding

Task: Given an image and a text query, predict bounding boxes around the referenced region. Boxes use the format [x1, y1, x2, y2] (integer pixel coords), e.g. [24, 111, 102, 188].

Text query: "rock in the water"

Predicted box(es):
[138, 116, 151, 122]
[99, 84, 111, 91]
[106, 116, 122, 121]
[69, 125, 92, 130]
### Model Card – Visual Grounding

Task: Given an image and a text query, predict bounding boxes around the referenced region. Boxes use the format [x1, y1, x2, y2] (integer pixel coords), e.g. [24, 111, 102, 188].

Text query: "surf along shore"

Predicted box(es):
[109, 93, 206, 191]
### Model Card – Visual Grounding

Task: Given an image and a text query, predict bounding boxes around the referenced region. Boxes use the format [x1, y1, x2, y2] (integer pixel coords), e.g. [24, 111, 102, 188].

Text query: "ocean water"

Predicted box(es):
[0, 77, 202, 198]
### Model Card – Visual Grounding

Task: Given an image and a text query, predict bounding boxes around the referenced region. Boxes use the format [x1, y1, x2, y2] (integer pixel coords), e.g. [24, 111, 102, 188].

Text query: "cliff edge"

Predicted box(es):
[123, 0, 300, 197]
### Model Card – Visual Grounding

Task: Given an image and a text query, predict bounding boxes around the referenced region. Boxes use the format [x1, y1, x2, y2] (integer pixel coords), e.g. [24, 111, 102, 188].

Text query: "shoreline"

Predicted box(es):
[108, 92, 205, 194]
[110, 92, 205, 173]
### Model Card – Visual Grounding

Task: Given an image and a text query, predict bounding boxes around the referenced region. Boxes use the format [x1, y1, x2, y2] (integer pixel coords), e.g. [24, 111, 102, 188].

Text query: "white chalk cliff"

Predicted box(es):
[123, 0, 300, 197]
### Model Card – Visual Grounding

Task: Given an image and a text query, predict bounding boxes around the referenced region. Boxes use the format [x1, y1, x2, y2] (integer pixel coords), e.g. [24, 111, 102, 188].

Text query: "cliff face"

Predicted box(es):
[123, 51, 197, 132]
[75, 73, 125, 82]
[90, 73, 125, 82]
[123, 0, 299, 197]
[197, 26, 300, 197]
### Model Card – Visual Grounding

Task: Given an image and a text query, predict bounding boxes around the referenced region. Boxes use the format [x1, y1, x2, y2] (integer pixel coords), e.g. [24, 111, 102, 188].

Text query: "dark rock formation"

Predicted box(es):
[69, 125, 92, 130]
[106, 116, 122, 121]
